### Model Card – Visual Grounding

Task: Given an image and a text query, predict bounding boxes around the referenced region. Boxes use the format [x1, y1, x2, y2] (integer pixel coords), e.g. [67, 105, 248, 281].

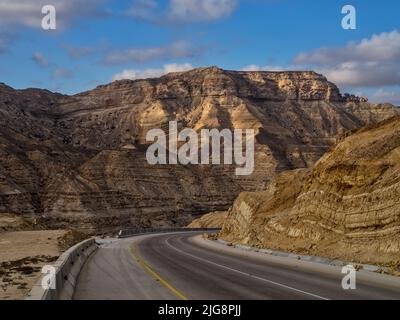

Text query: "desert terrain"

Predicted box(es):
[1, 68, 400, 299]
[0, 214, 86, 299]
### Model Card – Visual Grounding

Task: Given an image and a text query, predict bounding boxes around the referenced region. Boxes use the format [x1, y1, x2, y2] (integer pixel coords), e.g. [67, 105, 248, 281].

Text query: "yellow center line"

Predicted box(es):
[131, 242, 189, 301]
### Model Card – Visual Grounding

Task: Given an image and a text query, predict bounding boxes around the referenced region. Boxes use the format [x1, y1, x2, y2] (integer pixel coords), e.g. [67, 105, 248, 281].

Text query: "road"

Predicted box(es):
[73, 232, 400, 300]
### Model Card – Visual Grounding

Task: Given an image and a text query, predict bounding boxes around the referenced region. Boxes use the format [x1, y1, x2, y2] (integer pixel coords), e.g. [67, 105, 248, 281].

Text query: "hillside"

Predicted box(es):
[0, 67, 399, 230]
[220, 116, 400, 266]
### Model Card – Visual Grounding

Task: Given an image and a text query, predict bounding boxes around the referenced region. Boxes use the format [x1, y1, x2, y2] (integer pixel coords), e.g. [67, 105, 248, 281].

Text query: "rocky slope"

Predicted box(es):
[220, 116, 400, 266]
[0, 67, 399, 230]
[187, 211, 228, 228]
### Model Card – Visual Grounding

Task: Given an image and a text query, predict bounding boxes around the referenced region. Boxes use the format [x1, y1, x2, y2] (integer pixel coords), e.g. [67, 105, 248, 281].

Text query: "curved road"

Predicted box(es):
[73, 232, 400, 300]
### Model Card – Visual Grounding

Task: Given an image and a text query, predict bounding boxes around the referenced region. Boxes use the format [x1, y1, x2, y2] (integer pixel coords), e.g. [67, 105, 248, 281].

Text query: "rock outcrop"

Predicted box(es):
[0, 68, 399, 230]
[187, 211, 228, 229]
[220, 116, 400, 266]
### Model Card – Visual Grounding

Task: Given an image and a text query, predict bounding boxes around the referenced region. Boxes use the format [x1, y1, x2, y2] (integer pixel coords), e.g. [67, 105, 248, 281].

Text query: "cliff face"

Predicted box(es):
[220, 116, 400, 265]
[0, 68, 399, 230]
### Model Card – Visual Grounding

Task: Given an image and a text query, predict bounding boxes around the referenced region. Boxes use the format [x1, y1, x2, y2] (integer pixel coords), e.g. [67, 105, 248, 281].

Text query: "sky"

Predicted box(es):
[0, 0, 399, 105]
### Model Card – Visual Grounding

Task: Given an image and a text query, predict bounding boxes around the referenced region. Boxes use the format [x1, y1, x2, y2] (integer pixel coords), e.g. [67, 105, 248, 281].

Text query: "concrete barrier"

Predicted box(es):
[26, 228, 219, 299]
[26, 238, 98, 300]
[118, 227, 221, 238]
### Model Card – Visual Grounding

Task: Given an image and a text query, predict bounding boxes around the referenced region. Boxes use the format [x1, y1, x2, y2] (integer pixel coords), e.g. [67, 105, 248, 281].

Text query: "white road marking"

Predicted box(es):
[165, 237, 330, 300]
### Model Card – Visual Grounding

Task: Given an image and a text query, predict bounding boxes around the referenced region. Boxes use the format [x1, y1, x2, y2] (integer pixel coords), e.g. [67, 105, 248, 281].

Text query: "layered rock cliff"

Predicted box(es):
[220, 116, 400, 265]
[0, 67, 399, 230]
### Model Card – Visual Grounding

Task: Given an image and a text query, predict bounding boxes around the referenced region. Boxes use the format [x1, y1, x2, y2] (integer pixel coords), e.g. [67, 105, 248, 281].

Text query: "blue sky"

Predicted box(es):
[0, 0, 399, 104]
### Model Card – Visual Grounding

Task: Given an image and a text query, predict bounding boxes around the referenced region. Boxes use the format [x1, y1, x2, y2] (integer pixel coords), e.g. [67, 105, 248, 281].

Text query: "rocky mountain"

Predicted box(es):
[0, 67, 399, 231]
[187, 211, 228, 229]
[220, 116, 400, 266]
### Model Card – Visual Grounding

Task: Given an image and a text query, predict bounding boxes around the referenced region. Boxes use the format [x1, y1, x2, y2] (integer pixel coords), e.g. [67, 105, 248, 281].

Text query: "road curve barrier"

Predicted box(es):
[26, 238, 98, 300]
[117, 227, 221, 238]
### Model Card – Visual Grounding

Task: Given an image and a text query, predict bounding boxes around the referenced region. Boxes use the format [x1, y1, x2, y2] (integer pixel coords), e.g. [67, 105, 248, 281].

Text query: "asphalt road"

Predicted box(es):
[73, 232, 400, 300]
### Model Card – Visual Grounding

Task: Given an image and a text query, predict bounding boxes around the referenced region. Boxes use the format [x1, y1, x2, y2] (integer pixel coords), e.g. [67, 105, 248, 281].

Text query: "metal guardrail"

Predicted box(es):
[117, 227, 221, 238]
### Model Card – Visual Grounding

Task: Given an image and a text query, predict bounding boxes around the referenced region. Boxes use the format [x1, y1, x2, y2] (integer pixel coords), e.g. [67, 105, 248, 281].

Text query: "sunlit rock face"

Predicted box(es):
[221, 116, 400, 265]
[0, 67, 398, 230]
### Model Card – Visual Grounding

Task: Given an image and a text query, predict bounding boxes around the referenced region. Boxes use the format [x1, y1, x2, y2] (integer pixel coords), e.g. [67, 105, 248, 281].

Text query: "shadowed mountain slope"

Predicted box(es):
[0, 68, 399, 230]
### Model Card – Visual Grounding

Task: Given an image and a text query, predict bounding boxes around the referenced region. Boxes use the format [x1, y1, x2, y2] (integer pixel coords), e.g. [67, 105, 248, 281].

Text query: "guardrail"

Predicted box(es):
[117, 227, 221, 238]
[26, 238, 98, 300]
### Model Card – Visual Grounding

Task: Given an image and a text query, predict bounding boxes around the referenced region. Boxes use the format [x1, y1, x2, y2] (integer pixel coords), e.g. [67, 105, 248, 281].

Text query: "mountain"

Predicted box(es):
[220, 116, 400, 266]
[0, 67, 399, 231]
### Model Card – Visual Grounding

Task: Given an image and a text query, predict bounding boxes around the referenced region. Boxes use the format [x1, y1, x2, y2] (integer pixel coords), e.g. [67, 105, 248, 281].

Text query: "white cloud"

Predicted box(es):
[31, 52, 74, 80]
[31, 52, 49, 67]
[129, 0, 238, 24]
[112, 63, 194, 81]
[168, 0, 238, 23]
[241, 64, 263, 71]
[103, 41, 202, 65]
[52, 68, 72, 79]
[0, 0, 107, 29]
[293, 30, 400, 88]
[67, 46, 95, 59]
[129, 0, 158, 20]
[370, 88, 400, 105]
[0, 1, 107, 53]
[319, 61, 400, 87]
[294, 30, 400, 65]
[240, 64, 294, 72]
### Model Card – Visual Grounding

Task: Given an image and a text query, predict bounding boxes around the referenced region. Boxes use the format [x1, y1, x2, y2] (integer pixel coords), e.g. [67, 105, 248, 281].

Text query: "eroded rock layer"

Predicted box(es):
[0, 67, 399, 230]
[220, 117, 400, 265]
